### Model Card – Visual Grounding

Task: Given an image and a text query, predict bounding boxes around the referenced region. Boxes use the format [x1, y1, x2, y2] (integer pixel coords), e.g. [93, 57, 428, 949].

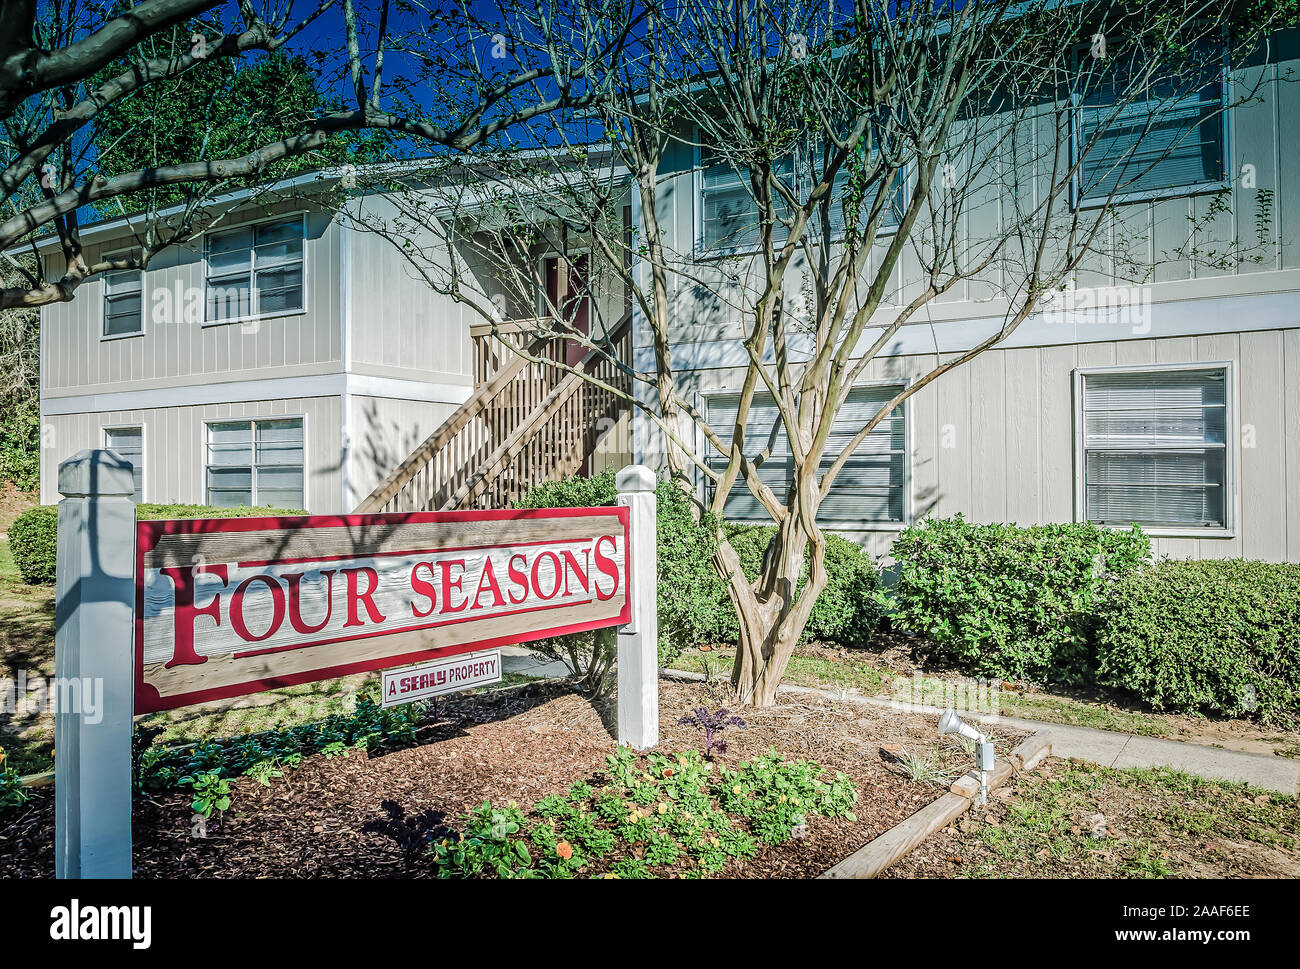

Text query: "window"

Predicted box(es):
[103, 426, 143, 502]
[205, 418, 305, 508]
[205, 216, 304, 322]
[700, 154, 795, 252]
[705, 385, 907, 524]
[828, 163, 905, 236]
[1076, 42, 1227, 203]
[1079, 367, 1228, 530]
[102, 261, 143, 338]
[699, 141, 905, 252]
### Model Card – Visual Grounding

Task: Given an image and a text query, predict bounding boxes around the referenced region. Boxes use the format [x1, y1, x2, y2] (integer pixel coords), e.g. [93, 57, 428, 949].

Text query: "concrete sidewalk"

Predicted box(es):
[663, 669, 1300, 795]
[500, 645, 572, 679]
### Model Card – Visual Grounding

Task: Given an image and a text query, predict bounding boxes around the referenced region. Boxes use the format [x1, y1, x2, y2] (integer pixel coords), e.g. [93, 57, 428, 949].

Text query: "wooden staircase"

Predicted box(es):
[354, 311, 634, 513]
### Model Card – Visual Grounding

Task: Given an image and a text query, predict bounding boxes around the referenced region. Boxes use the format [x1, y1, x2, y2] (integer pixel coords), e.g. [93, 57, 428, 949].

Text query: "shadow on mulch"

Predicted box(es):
[0, 678, 1022, 879]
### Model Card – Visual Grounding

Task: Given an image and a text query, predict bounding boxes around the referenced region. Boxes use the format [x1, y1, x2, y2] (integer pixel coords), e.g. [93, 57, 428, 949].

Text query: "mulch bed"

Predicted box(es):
[0, 679, 1024, 879]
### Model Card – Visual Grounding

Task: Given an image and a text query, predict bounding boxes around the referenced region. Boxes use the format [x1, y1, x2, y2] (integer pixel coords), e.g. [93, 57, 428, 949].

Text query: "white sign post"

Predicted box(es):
[615, 465, 659, 749]
[55, 449, 136, 879]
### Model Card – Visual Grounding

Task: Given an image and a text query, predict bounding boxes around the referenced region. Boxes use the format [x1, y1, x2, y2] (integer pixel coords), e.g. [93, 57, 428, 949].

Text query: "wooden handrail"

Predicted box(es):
[355, 312, 633, 514]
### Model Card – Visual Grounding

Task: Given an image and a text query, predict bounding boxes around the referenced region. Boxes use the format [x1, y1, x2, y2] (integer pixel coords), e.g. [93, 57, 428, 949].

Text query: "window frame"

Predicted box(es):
[99, 248, 146, 341]
[202, 414, 309, 510]
[101, 423, 146, 502]
[201, 212, 309, 326]
[1069, 39, 1233, 210]
[1072, 362, 1235, 538]
[698, 379, 912, 530]
[693, 132, 909, 259]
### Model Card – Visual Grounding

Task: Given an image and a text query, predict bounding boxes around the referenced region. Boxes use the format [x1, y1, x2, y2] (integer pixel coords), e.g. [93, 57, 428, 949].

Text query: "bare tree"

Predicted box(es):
[0, 0, 637, 309]
[366, 0, 1294, 706]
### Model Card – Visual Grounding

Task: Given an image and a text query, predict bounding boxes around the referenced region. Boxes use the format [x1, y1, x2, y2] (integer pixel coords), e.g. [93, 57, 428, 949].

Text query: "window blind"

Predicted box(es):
[1082, 368, 1227, 528]
[206, 418, 305, 508]
[1077, 44, 1226, 201]
[706, 385, 906, 523]
[104, 427, 143, 502]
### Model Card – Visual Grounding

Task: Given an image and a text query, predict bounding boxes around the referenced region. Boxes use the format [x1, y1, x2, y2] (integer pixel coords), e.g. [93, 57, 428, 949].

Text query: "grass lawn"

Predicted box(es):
[887, 758, 1300, 878]
[669, 643, 1300, 760]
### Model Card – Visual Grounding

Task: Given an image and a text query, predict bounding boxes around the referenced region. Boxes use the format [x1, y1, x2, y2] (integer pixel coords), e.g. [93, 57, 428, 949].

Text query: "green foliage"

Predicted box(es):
[0, 394, 38, 491]
[716, 748, 858, 845]
[0, 748, 28, 812]
[429, 745, 856, 878]
[6, 505, 56, 584]
[515, 473, 882, 690]
[89, 25, 386, 217]
[7, 503, 306, 585]
[887, 515, 1150, 684]
[1095, 559, 1300, 719]
[132, 687, 425, 804]
[179, 770, 231, 819]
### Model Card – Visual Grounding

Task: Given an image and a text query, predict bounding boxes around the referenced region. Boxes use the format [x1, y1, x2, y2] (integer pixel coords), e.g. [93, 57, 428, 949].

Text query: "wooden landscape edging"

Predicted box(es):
[820, 729, 1054, 879]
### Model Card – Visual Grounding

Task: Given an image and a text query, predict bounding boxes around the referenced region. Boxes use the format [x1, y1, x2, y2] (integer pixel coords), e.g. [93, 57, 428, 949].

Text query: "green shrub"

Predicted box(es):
[7, 502, 306, 585]
[1095, 559, 1300, 719]
[7, 504, 57, 584]
[887, 515, 1150, 685]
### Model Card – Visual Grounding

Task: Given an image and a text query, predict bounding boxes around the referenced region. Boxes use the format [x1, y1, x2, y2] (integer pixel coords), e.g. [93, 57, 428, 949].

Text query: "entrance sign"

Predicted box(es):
[55, 452, 656, 880]
[134, 507, 628, 713]
[382, 649, 502, 707]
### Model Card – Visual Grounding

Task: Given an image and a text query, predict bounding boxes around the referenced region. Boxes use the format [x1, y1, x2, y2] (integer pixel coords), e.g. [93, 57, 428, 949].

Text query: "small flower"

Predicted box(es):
[657, 802, 668, 815]
[779, 794, 787, 804]
[732, 784, 742, 795]
[662, 768, 675, 777]
[556, 840, 574, 860]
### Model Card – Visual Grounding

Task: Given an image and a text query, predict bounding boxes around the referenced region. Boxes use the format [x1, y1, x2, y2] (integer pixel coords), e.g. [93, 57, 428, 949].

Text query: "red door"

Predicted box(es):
[544, 254, 590, 367]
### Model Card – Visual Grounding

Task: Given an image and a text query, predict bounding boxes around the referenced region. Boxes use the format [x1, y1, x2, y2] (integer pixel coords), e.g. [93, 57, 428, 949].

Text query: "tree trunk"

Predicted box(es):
[717, 521, 827, 707]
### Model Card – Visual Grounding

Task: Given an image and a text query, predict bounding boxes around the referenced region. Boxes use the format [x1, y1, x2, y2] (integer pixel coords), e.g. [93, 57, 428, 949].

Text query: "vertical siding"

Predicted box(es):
[347, 395, 459, 506]
[42, 396, 343, 514]
[648, 329, 1300, 563]
[40, 201, 343, 400]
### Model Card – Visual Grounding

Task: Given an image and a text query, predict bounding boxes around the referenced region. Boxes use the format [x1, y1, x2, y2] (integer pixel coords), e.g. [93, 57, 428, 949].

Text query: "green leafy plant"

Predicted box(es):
[1095, 559, 1300, 719]
[0, 749, 28, 812]
[180, 770, 232, 819]
[887, 515, 1150, 684]
[244, 760, 283, 787]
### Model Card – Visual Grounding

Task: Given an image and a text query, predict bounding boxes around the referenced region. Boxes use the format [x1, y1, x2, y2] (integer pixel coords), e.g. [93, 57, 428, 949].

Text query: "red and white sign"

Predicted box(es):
[382, 649, 502, 707]
[134, 507, 628, 713]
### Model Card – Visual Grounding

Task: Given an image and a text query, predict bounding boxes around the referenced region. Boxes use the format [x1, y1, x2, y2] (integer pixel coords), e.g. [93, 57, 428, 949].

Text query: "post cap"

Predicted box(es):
[615, 464, 656, 493]
[58, 449, 136, 499]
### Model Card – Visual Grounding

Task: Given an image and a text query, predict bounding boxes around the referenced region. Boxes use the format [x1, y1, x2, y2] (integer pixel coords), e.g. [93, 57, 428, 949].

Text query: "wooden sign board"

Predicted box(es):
[381, 650, 502, 707]
[134, 507, 628, 713]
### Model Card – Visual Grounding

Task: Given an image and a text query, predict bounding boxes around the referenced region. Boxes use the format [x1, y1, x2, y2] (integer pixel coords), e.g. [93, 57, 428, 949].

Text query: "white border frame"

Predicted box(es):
[98, 247, 146, 342]
[696, 377, 914, 531]
[201, 412, 310, 511]
[1071, 361, 1235, 538]
[100, 422, 147, 502]
[201, 211, 309, 328]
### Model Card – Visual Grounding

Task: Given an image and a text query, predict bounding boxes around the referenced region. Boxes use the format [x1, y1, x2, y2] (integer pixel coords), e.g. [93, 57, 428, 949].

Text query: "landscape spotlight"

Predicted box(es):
[938, 708, 995, 806]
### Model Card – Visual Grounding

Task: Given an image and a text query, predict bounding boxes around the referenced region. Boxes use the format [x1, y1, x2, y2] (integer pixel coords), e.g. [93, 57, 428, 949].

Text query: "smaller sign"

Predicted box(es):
[382, 649, 502, 707]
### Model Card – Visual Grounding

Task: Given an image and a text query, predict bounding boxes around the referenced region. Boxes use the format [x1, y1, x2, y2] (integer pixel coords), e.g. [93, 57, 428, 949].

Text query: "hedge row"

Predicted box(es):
[1094, 559, 1300, 719]
[885, 515, 1300, 720]
[7, 503, 305, 585]
[886, 515, 1150, 685]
